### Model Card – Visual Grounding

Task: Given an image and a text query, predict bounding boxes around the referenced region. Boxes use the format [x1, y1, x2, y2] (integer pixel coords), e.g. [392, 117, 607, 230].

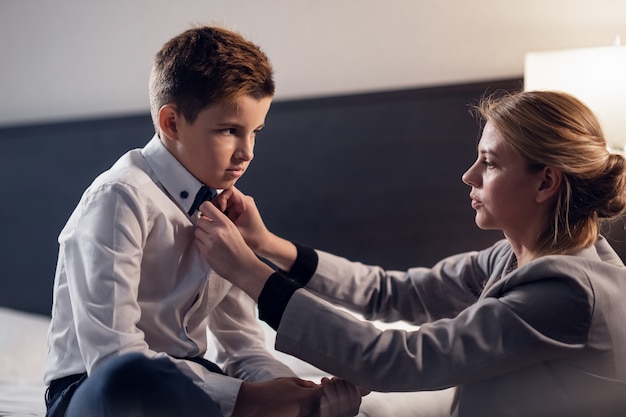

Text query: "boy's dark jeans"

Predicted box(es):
[45, 353, 223, 417]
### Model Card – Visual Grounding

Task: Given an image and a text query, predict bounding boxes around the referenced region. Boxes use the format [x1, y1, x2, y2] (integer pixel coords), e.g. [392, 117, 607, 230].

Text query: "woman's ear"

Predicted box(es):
[537, 166, 562, 203]
[158, 105, 179, 141]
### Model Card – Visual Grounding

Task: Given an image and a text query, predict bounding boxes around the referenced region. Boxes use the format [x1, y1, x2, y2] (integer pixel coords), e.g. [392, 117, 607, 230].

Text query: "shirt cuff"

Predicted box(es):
[285, 243, 318, 285]
[258, 272, 302, 330]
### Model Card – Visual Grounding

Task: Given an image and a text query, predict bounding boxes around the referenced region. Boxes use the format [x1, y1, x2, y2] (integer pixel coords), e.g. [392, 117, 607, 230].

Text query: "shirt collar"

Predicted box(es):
[141, 134, 205, 216]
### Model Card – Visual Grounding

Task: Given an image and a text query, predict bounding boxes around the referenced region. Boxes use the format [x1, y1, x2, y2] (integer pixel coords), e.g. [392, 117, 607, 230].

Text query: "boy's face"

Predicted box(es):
[162, 95, 272, 189]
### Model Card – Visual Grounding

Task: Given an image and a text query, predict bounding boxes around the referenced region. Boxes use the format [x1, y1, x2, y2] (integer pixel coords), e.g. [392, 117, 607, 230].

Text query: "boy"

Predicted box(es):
[44, 25, 361, 417]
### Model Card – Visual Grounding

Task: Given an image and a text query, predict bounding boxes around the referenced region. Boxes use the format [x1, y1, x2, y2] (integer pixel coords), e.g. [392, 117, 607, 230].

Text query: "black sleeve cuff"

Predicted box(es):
[258, 272, 302, 330]
[285, 243, 318, 286]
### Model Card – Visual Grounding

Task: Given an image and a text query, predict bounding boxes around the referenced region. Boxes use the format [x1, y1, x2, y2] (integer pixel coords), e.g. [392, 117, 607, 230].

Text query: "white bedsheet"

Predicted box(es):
[0, 307, 48, 417]
[0, 306, 452, 417]
[0, 377, 46, 417]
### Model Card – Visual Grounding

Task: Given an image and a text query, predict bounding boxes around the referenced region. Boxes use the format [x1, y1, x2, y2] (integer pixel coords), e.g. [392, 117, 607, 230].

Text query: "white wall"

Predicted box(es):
[1, 0, 625, 127]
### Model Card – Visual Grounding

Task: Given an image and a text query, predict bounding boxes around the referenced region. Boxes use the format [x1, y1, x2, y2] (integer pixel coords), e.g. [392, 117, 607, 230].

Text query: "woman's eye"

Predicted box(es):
[482, 160, 495, 168]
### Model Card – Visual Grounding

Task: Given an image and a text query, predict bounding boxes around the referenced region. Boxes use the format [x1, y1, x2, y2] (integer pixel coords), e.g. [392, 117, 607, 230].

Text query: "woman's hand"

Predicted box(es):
[315, 377, 369, 417]
[211, 187, 272, 252]
[195, 200, 274, 300]
[209, 187, 298, 272]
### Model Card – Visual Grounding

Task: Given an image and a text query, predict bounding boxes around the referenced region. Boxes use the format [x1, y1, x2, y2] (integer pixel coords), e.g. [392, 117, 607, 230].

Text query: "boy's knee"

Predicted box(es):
[66, 353, 156, 416]
[67, 353, 221, 417]
[96, 353, 163, 400]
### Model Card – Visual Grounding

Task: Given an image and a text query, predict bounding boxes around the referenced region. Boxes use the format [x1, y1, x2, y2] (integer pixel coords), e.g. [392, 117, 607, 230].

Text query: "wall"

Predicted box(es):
[3, 0, 626, 127]
[2, 78, 624, 316]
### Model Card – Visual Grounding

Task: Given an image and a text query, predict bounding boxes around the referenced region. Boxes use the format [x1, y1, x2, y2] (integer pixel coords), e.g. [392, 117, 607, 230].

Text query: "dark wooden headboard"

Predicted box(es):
[2, 77, 623, 316]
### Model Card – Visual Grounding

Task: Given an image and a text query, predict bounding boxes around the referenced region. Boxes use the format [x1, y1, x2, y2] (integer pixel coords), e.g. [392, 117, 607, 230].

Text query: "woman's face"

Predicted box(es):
[462, 121, 546, 240]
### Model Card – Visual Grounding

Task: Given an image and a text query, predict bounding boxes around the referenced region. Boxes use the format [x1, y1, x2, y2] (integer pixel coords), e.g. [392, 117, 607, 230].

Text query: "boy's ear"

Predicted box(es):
[158, 105, 179, 141]
[536, 166, 562, 203]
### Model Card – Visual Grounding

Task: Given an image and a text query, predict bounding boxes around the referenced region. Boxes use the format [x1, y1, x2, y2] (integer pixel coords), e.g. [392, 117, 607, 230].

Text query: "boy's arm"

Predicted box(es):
[60, 182, 242, 416]
[63, 182, 153, 370]
[208, 281, 298, 381]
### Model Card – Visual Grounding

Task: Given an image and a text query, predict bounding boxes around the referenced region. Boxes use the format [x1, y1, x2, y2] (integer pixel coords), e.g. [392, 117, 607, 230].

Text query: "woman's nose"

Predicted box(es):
[462, 163, 478, 187]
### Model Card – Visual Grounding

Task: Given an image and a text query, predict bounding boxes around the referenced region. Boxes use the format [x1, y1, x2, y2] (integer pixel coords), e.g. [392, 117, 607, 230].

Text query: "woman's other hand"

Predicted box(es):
[195, 199, 274, 299]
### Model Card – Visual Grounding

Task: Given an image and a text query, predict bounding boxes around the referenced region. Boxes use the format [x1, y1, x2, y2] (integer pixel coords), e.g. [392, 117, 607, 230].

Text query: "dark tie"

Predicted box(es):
[187, 185, 218, 216]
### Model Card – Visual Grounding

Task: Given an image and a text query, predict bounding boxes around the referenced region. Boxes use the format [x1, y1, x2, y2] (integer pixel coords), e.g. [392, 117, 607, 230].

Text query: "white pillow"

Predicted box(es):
[0, 307, 50, 381]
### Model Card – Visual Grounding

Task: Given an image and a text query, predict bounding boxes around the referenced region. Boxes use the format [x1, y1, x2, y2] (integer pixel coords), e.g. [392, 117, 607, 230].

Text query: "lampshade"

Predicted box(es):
[524, 42, 626, 153]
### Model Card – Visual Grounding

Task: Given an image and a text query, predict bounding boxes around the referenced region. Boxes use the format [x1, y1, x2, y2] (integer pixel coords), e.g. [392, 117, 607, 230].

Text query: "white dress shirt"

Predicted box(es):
[45, 135, 296, 416]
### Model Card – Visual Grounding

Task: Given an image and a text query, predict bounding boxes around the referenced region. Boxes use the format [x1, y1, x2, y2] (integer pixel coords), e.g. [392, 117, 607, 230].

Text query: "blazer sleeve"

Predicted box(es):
[274, 258, 594, 393]
[303, 244, 505, 324]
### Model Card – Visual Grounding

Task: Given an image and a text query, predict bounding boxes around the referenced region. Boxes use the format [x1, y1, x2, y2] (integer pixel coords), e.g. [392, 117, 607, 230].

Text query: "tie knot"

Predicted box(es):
[188, 185, 218, 216]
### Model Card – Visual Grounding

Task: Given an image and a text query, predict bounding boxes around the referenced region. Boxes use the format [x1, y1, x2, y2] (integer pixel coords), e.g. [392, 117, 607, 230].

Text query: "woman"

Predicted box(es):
[195, 90, 626, 417]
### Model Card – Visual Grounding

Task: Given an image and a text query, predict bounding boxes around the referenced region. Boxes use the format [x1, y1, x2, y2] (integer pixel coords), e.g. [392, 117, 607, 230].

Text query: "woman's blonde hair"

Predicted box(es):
[475, 90, 626, 256]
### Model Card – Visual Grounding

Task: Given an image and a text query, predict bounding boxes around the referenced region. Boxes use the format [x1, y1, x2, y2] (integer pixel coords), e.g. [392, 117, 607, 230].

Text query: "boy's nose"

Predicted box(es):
[236, 139, 254, 161]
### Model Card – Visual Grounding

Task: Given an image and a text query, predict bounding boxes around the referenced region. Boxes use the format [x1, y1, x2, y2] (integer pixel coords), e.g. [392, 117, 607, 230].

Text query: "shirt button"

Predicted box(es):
[180, 191, 189, 199]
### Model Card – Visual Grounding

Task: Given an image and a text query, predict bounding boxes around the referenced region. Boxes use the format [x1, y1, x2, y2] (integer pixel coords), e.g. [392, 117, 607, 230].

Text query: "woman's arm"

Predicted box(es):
[274, 271, 593, 392]
[196, 196, 489, 323]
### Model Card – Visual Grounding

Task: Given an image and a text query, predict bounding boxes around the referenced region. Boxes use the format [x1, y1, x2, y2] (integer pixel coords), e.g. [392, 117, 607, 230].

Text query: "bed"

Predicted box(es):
[0, 307, 49, 417]
[0, 306, 454, 417]
[3, 78, 623, 416]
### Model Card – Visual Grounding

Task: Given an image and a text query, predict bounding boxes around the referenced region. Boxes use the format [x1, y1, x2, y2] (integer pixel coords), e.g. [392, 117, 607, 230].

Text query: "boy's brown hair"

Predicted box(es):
[149, 25, 274, 133]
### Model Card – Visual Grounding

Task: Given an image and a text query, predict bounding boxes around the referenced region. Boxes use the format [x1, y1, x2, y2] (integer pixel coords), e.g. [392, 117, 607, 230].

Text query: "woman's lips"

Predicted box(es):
[470, 195, 482, 209]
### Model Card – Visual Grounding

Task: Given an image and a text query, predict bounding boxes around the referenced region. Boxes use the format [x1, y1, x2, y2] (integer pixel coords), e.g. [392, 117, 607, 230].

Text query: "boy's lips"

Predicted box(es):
[226, 167, 244, 178]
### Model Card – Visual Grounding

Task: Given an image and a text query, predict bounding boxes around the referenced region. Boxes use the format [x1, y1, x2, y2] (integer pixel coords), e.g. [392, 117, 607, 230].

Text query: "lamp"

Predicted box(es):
[524, 37, 626, 154]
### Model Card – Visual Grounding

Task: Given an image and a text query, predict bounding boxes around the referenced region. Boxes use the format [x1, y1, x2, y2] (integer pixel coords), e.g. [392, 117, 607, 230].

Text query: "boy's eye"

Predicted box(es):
[219, 128, 236, 135]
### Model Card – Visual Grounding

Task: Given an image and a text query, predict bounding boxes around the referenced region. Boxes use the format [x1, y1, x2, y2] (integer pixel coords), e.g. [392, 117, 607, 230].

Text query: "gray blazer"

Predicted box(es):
[275, 237, 626, 417]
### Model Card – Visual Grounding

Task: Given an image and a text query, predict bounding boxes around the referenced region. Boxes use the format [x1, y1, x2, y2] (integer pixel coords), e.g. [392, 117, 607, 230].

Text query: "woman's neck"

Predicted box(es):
[505, 233, 540, 267]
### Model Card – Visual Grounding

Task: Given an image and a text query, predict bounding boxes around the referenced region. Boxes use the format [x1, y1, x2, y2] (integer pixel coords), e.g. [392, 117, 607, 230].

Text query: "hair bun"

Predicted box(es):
[596, 153, 626, 219]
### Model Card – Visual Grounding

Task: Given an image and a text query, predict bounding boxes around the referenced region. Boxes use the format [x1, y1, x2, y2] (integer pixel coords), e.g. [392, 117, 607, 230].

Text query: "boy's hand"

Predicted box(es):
[233, 377, 366, 417]
[233, 377, 323, 417]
